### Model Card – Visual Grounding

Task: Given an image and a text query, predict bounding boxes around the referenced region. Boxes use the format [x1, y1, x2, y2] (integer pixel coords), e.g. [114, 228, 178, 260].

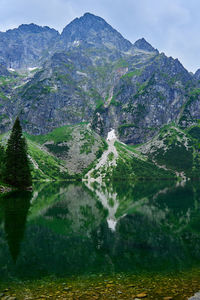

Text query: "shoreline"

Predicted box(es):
[1, 270, 200, 299]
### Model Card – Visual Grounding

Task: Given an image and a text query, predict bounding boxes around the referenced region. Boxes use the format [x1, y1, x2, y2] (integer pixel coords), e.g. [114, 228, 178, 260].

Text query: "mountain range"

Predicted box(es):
[1, 13, 200, 180]
[1, 12, 200, 141]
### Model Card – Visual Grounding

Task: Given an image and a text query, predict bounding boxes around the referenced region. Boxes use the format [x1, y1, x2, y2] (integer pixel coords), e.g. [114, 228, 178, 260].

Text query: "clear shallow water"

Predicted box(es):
[1, 180, 200, 283]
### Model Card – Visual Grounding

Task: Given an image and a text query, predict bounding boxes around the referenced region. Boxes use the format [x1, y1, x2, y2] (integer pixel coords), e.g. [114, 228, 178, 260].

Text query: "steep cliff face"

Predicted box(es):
[179, 88, 200, 129]
[0, 13, 199, 144]
[92, 52, 194, 143]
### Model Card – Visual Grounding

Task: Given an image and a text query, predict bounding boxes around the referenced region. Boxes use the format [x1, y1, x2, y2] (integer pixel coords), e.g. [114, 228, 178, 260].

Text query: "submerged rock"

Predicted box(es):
[189, 292, 200, 299]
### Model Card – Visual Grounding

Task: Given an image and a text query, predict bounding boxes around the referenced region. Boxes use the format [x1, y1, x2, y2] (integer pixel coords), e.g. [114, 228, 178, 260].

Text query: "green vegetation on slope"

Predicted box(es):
[153, 127, 193, 172]
[3, 120, 200, 183]
[110, 142, 175, 180]
[27, 140, 74, 181]
[136, 124, 200, 178]
[25, 125, 73, 144]
[24, 124, 111, 179]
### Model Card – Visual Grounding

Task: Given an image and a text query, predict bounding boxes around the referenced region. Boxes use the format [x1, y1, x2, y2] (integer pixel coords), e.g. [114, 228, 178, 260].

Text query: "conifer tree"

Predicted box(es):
[0, 145, 5, 182]
[4, 117, 32, 188]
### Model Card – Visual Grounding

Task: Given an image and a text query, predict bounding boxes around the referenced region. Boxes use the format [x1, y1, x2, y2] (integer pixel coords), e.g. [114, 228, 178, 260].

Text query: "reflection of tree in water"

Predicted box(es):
[2, 191, 31, 262]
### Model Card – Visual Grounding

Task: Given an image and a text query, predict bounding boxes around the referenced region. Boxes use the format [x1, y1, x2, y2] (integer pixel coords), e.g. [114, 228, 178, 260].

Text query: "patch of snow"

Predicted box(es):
[73, 40, 80, 46]
[76, 71, 87, 77]
[8, 68, 15, 72]
[107, 129, 117, 141]
[28, 67, 38, 71]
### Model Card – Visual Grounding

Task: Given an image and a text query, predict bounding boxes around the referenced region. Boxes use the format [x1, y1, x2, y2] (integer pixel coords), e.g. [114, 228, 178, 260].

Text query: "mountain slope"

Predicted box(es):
[61, 12, 132, 52]
[137, 124, 200, 178]
[25, 123, 107, 175]
[0, 124, 107, 180]
[0, 13, 200, 146]
[0, 24, 59, 69]
[93, 53, 193, 143]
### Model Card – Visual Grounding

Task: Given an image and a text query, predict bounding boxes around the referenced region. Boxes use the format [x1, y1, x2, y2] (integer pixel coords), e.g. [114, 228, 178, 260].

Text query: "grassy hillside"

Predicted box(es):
[25, 123, 107, 176]
[113, 141, 176, 180]
[137, 124, 200, 178]
[27, 140, 72, 180]
[0, 124, 107, 181]
[24, 123, 200, 181]
[2, 122, 200, 182]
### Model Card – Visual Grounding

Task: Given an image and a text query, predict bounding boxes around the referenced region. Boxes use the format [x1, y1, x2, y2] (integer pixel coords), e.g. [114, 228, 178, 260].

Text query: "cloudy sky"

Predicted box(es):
[0, 0, 199, 72]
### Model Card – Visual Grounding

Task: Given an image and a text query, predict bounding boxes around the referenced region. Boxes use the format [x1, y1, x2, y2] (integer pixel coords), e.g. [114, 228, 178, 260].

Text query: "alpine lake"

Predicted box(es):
[1, 180, 200, 299]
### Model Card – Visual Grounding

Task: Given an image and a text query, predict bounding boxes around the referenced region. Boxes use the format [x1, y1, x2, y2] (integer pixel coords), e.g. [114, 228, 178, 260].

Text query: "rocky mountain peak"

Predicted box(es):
[62, 12, 112, 34]
[5, 23, 59, 36]
[18, 23, 55, 33]
[133, 38, 157, 52]
[0, 22, 60, 69]
[61, 12, 132, 51]
[0, 12, 197, 146]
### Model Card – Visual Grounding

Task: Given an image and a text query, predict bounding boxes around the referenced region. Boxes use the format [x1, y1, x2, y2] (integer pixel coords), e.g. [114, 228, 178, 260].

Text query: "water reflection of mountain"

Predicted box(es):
[0, 181, 200, 281]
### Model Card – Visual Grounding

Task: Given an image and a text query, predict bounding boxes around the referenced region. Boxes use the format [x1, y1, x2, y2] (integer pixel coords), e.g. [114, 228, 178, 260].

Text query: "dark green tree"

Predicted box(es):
[4, 117, 32, 188]
[0, 145, 5, 182]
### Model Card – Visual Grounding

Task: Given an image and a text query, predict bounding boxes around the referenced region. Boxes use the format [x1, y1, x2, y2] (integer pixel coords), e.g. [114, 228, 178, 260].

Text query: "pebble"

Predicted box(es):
[136, 293, 147, 298]
[128, 284, 135, 288]
[63, 287, 71, 291]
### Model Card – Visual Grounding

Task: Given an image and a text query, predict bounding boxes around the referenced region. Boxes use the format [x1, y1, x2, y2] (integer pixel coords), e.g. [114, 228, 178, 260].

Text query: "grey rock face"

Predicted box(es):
[0, 63, 10, 76]
[61, 12, 132, 52]
[93, 53, 193, 143]
[194, 69, 200, 80]
[0, 24, 59, 69]
[133, 38, 158, 53]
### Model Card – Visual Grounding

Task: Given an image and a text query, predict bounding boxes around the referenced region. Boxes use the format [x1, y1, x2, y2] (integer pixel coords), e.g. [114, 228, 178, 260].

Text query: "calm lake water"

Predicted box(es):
[1, 180, 200, 284]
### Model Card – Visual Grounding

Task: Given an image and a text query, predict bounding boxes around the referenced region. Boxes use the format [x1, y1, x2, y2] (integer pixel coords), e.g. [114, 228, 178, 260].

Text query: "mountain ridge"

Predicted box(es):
[0, 12, 200, 146]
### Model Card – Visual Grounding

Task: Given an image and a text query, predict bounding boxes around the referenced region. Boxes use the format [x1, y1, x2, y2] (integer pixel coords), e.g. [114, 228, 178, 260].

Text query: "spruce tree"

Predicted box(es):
[4, 117, 32, 188]
[0, 145, 5, 182]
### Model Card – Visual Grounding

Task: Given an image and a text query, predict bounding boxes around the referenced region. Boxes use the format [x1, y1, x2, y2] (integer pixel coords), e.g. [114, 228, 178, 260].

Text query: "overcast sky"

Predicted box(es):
[0, 0, 199, 72]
